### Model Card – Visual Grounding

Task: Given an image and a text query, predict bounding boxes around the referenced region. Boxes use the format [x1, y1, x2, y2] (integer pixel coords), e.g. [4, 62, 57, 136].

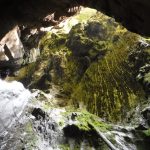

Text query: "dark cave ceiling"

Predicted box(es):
[0, 0, 150, 39]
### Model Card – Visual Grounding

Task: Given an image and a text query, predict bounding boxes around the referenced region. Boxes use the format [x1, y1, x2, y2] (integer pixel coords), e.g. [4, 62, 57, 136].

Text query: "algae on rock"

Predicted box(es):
[30, 11, 145, 122]
[14, 10, 146, 122]
[62, 12, 145, 122]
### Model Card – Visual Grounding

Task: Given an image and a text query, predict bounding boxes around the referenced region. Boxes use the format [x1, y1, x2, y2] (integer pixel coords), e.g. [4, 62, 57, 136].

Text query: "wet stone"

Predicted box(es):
[71, 112, 78, 121]
[141, 107, 150, 126]
[31, 108, 46, 120]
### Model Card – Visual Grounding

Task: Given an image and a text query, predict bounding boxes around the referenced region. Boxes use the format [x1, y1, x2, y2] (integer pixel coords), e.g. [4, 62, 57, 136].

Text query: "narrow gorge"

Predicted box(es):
[1, 0, 150, 150]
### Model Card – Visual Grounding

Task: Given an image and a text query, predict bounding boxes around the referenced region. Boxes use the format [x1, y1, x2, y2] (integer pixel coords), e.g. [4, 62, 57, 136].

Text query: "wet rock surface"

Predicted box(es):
[0, 79, 150, 150]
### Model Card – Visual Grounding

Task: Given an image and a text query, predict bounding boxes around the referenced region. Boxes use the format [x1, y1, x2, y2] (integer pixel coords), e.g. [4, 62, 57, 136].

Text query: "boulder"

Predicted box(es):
[67, 22, 107, 57]
[85, 22, 106, 39]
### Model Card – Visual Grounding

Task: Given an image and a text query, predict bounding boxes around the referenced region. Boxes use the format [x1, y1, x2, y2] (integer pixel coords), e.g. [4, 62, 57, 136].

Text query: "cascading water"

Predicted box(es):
[0, 79, 31, 133]
[0, 79, 31, 149]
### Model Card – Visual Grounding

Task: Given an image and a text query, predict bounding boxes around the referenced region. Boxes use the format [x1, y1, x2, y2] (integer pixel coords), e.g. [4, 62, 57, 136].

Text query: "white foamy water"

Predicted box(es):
[0, 79, 31, 134]
[108, 130, 137, 150]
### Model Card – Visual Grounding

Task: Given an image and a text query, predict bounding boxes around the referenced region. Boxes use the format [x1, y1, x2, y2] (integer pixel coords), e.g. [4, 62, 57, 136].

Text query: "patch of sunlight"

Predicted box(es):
[51, 7, 97, 34]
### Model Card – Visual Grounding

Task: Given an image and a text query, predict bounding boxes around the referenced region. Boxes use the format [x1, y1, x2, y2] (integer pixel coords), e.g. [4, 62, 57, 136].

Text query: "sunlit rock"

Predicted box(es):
[0, 26, 24, 68]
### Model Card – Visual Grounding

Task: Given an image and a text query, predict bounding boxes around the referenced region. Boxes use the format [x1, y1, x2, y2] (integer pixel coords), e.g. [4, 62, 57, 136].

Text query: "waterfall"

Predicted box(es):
[0, 79, 31, 135]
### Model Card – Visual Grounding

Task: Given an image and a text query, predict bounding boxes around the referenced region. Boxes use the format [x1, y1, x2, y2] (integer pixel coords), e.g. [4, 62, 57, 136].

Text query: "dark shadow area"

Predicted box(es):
[0, 0, 82, 40]
[0, 0, 150, 39]
[91, 0, 150, 36]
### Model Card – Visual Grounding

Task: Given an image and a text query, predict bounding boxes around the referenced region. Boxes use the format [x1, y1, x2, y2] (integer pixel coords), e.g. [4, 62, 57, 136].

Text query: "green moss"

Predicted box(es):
[143, 129, 150, 137]
[59, 143, 81, 150]
[14, 10, 145, 122]
[26, 32, 70, 88]
[7, 63, 36, 82]
[68, 13, 144, 122]
[144, 72, 150, 84]
[43, 101, 53, 110]
[63, 110, 111, 132]
[24, 122, 38, 150]
[25, 122, 33, 132]
[36, 11, 145, 122]
[72, 33, 143, 121]
[59, 121, 65, 127]
[75, 110, 111, 132]
[59, 144, 70, 150]
[39, 33, 68, 57]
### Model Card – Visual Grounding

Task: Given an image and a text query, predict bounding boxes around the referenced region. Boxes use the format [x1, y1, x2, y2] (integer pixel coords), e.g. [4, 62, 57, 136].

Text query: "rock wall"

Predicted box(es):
[90, 0, 150, 36]
[27, 11, 147, 122]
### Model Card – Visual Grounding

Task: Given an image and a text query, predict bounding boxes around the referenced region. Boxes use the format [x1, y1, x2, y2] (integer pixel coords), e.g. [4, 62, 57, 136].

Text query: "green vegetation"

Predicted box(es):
[64, 12, 144, 122]
[29, 11, 145, 122]
[75, 110, 112, 132]
[13, 10, 145, 122]
[7, 62, 36, 83]
[59, 144, 70, 150]
[24, 122, 38, 150]
[71, 29, 143, 121]
[63, 109, 112, 132]
[143, 128, 150, 137]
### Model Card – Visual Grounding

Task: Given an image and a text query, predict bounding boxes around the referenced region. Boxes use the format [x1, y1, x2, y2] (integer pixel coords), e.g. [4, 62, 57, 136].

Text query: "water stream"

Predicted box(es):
[0, 79, 31, 134]
[0, 79, 31, 149]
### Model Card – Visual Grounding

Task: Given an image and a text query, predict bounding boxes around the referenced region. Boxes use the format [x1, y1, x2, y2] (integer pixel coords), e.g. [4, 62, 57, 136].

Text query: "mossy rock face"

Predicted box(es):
[12, 11, 146, 122]
[18, 33, 69, 89]
[27, 11, 145, 122]
[66, 22, 107, 58]
[75, 111, 112, 132]
[136, 48, 150, 97]
[62, 110, 112, 150]
[63, 12, 145, 122]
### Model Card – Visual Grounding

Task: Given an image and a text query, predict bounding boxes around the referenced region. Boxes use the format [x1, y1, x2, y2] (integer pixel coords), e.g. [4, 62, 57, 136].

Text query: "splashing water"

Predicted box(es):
[0, 79, 31, 135]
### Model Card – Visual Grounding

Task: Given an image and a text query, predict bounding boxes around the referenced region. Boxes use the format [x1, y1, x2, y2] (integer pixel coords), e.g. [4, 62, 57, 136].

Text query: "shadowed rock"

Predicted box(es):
[0, 0, 150, 38]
